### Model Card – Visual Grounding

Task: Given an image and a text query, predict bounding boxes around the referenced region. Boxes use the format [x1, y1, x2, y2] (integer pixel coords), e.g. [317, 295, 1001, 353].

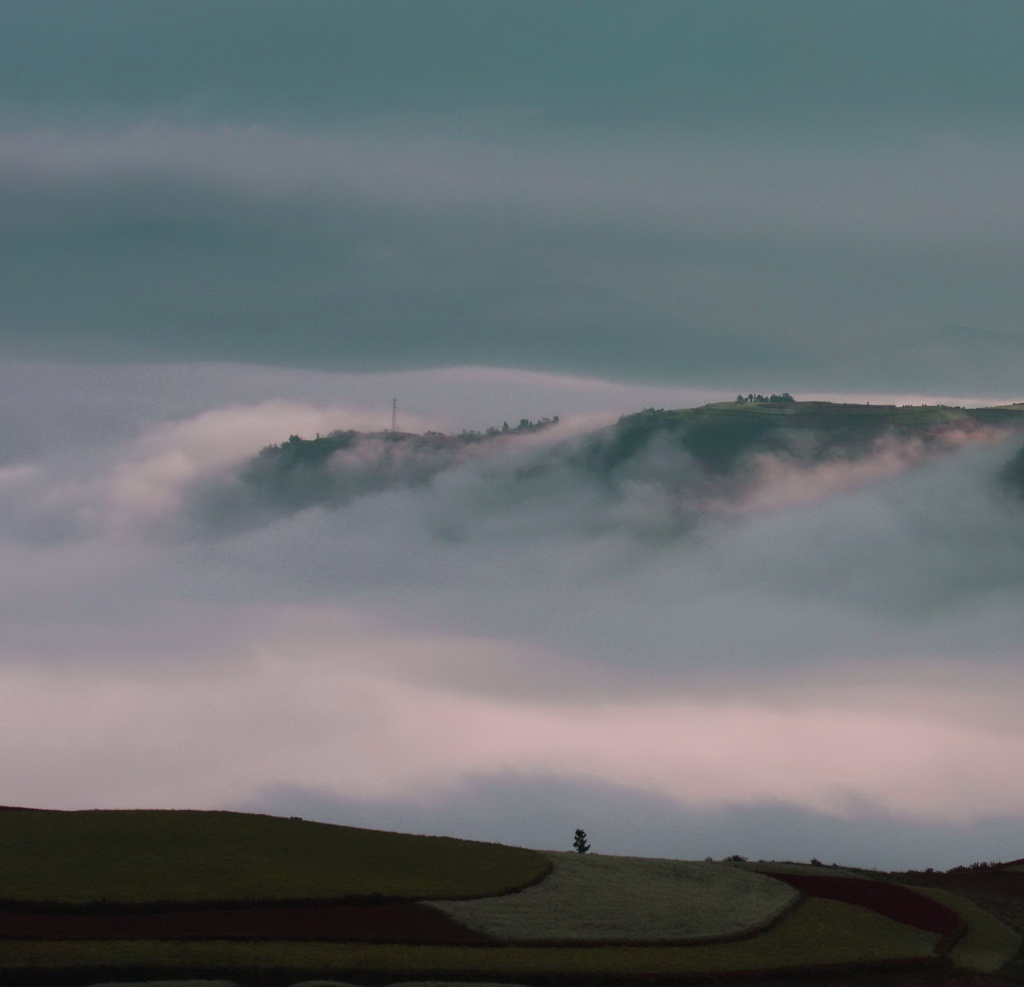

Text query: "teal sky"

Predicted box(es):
[7, 0, 1024, 135]
[4, 0, 1024, 392]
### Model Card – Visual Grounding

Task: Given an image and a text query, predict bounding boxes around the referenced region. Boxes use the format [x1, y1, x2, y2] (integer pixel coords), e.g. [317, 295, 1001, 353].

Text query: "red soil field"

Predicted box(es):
[0, 902, 491, 943]
[763, 872, 964, 939]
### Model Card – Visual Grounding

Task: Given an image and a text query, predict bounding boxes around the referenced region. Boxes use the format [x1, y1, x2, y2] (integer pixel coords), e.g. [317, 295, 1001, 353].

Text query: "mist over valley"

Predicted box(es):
[2, 372, 1024, 870]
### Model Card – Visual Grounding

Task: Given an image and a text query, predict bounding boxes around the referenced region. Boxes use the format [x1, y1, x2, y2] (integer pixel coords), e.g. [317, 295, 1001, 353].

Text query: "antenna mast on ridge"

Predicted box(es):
[391, 398, 397, 433]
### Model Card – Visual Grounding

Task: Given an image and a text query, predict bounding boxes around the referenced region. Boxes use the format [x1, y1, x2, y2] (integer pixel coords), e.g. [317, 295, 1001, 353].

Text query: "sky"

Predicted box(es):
[3, 1, 1024, 870]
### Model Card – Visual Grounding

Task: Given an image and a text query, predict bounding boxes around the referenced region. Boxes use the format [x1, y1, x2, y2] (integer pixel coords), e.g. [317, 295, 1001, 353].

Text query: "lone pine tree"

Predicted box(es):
[573, 828, 590, 853]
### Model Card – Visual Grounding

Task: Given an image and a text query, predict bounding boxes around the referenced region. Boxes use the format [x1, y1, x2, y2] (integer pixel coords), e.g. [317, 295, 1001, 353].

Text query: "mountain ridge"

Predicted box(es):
[191, 399, 1024, 534]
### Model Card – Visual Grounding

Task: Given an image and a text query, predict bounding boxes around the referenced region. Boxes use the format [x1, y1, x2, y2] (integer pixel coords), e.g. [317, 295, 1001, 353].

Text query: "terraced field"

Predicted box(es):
[0, 807, 1021, 986]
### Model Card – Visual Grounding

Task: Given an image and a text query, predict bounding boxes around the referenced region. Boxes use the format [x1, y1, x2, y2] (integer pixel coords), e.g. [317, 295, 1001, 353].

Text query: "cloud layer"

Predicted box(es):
[3, 124, 1024, 394]
[3, 362, 1024, 868]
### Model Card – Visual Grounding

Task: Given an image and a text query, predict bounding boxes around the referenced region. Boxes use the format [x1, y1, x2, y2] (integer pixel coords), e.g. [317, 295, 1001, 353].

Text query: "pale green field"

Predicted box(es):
[430, 851, 798, 942]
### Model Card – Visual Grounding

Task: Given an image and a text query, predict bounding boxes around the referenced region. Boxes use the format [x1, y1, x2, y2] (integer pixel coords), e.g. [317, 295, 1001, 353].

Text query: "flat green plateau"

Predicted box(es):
[662, 400, 1024, 428]
[0, 807, 549, 905]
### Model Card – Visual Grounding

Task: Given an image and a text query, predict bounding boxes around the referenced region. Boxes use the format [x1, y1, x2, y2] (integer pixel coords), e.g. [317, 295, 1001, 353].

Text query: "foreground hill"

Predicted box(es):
[1, 808, 1022, 986]
[194, 399, 1024, 532]
[0, 807, 548, 905]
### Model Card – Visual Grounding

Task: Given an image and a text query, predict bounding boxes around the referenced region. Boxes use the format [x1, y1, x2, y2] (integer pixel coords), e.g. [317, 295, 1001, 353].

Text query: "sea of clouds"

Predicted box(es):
[3, 361, 1024, 869]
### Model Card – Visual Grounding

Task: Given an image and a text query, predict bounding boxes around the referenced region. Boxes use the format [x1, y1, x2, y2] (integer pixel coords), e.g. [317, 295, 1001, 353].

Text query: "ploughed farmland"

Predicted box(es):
[0, 806, 1021, 986]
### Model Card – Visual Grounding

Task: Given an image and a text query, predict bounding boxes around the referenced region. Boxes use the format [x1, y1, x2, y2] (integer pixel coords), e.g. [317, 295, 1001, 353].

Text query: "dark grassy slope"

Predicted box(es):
[0, 808, 549, 907]
[219, 400, 1024, 526]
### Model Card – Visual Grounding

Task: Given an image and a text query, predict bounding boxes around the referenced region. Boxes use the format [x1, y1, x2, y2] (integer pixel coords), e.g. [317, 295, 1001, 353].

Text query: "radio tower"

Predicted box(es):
[391, 398, 397, 433]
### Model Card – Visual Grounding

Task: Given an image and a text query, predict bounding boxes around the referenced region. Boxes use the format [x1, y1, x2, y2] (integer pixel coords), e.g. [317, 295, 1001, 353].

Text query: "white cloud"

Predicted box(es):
[3, 643, 1024, 825]
[2, 362, 1024, 865]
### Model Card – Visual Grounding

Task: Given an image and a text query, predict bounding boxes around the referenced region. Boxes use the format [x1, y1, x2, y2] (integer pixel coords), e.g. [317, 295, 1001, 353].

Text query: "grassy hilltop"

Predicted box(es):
[0, 807, 548, 906]
[596, 398, 1024, 472]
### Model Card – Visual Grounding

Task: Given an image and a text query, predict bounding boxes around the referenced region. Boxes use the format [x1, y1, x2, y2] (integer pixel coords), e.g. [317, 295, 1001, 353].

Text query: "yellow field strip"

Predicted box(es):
[911, 885, 1021, 973]
[0, 898, 939, 978]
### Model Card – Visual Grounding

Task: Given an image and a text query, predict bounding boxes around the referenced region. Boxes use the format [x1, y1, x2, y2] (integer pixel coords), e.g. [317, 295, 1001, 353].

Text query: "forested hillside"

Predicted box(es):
[193, 400, 1024, 535]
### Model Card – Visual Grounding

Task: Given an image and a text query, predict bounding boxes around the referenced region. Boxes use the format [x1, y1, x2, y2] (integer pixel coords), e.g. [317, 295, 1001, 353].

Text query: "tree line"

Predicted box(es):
[735, 393, 795, 404]
[458, 416, 560, 441]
